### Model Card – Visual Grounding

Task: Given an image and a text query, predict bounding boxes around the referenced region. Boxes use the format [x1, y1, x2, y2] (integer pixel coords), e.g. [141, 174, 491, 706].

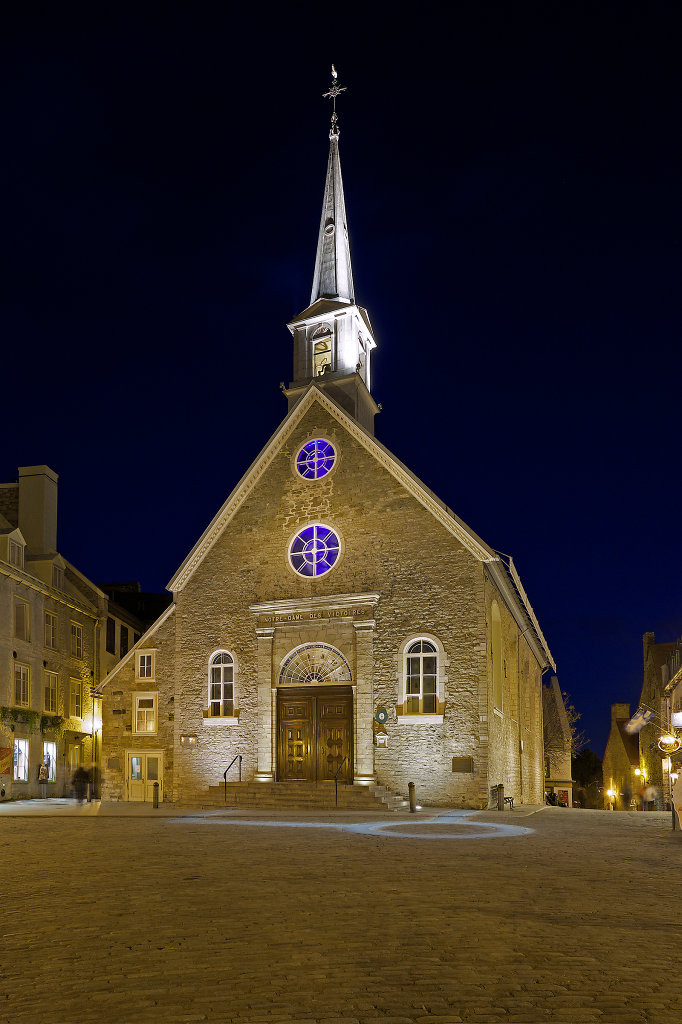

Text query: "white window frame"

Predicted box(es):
[14, 599, 30, 641]
[42, 740, 57, 782]
[44, 611, 58, 650]
[44, 670, 58, 713]
[396, 633, 447, 725]
[14, 663, 30, 707]
[133, 691, 158, 735]
[9, 539, 24, 569]
[13, 738, 29, 782]
[312, 324, 333, 377]
[70, 621, 83, 659]
[136, 651, 155, 681]
[206, 650, 237, 722]
[69, 678, 82, 719]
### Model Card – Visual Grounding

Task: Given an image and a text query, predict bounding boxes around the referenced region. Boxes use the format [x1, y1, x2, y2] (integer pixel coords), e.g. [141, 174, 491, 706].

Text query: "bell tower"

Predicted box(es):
[284, 68, 379, 434]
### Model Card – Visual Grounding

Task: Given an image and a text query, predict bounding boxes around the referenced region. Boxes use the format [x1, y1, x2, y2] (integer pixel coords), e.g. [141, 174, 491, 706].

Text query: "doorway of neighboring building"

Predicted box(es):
[277, 686, 353, 783]
[126, 751, 163, 802]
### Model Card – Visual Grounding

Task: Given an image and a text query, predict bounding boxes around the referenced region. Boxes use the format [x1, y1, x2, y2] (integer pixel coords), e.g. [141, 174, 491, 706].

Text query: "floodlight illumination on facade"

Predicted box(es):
[634, 768, 641, 776]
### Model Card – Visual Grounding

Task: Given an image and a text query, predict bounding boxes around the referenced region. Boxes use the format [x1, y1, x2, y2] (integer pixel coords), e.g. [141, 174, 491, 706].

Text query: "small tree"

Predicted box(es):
[543, 682, 587, 757]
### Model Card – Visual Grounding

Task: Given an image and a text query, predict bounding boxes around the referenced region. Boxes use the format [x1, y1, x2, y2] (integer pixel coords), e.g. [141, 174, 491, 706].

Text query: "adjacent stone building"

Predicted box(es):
[100, 84, 556, 807]
[603, 632, 677, 810]
[542, 676, 573, 806]
[0, 465, 150, 799]
[602, 702, 641, 809]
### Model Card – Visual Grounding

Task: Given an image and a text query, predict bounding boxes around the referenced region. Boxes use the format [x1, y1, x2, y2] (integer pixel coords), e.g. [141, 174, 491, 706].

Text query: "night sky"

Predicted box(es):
[3, 5, 681, 756]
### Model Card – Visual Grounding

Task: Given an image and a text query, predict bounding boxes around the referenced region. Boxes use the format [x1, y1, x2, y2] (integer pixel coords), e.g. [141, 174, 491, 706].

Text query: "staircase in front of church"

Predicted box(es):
[200, 781, 409, 811]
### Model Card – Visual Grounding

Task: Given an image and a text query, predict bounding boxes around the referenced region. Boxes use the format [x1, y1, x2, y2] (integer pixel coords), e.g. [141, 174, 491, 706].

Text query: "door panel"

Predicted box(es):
[126, 752, 163, 802]
[277, 688, 353, 782]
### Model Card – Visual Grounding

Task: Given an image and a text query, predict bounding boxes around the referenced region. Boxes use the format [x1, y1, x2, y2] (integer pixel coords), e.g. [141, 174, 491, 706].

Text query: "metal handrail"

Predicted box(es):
[223, 754, 243, 801]
[334, 756, 348, 807]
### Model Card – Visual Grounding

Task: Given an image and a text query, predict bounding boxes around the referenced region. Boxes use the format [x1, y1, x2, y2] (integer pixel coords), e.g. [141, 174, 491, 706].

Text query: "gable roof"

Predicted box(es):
[98, 602, 176, 691]
[166, 384, 554, 670]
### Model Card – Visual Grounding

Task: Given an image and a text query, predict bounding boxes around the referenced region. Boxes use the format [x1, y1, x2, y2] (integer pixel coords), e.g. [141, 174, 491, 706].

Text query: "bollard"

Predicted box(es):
[408, 781, 416, 813]
[153, 781, 159, 809]
[673, 803, 678, 831]
[497, 783, 504, 811]
[86, 782, 91, 803]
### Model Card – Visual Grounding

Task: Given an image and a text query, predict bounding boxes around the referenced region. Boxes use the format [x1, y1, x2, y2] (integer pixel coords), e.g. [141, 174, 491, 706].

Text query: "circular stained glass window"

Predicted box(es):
[295, 439, 336, 480]
[289, 524, 340, 578]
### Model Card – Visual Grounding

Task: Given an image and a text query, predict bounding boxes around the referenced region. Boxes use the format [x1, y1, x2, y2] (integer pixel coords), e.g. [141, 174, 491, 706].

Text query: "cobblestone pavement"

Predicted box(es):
[1, 805, 680, 1024]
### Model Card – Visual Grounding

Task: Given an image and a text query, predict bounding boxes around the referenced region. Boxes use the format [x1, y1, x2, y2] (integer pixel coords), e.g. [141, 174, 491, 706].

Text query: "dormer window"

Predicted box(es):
[9, 539, 23, 569]
[52, 564, 64, 590]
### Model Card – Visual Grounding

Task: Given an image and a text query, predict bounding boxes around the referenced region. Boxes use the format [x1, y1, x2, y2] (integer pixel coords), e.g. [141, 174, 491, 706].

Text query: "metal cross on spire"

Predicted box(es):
[323, 64, 346, 139]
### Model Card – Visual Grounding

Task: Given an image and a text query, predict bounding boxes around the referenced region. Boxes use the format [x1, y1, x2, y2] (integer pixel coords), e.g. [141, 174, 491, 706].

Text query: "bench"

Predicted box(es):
[490, 785, 515, 810]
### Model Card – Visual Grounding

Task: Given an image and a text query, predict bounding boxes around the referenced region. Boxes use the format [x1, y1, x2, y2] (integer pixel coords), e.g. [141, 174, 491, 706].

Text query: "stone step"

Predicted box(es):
[201, 781, 408, 811]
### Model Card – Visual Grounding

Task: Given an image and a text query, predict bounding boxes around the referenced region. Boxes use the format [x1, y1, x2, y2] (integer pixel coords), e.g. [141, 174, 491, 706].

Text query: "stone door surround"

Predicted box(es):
[251, 593, 379, 784]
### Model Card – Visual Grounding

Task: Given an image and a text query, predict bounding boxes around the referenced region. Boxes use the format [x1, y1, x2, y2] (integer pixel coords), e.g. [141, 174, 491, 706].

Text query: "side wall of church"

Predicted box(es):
[100, 611, 176, 801]
[484, 581, 545, 805]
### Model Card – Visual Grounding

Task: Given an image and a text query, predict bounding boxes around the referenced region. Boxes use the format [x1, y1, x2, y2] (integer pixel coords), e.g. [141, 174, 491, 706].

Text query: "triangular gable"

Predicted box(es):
[168, 384, 497, 593]
[99, 602, 176, 690]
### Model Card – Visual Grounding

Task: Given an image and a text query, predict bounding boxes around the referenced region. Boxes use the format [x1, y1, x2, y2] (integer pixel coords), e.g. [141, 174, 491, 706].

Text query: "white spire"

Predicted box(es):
[311, 68, 354, 305]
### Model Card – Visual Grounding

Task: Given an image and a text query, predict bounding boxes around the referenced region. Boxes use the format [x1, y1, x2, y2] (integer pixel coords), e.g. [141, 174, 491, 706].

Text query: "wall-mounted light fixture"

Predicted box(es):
[180, 734, 197, 747]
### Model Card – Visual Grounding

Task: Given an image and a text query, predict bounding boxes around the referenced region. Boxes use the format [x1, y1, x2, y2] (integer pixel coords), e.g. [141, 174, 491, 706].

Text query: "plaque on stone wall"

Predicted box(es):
[452, 756, 474, 773]
[107, 757, 120, 771]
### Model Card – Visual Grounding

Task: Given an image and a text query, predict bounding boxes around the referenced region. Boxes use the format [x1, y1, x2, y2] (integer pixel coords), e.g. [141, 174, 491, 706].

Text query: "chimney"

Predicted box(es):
[611, 702, 631, 725]
[18, 466, 58, 554]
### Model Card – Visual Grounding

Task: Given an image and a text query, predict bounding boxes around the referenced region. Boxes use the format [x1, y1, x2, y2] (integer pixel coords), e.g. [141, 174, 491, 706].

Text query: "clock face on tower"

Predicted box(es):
[295, 439, 336, 480]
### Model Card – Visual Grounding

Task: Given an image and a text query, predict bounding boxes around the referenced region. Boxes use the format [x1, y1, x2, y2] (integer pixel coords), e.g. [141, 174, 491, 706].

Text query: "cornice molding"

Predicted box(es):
[250, 592, 380, 616]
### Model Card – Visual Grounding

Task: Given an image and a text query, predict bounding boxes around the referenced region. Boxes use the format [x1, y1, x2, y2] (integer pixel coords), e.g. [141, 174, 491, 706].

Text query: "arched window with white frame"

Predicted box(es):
[397, 634, 447, 723]
[208, 651, 236, 718]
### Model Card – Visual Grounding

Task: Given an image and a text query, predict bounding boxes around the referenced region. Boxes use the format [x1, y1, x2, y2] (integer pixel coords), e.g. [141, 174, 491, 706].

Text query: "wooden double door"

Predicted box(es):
[277, 687, 353, 783]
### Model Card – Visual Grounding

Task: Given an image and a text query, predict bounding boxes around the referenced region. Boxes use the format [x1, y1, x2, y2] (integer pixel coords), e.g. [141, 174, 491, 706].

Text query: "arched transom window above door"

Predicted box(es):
[279, 643, 351, 687]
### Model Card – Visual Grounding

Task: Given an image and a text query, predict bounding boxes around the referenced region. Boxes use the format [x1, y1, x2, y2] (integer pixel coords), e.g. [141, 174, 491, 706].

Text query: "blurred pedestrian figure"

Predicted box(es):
[623, 783, 632, 810]
[72, 766, 89, 803]
[644, 784, 656, 810]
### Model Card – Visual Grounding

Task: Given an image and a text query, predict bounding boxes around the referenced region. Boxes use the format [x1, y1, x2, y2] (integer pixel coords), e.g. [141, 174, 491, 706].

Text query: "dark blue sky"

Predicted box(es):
[3, 4, 681, 755]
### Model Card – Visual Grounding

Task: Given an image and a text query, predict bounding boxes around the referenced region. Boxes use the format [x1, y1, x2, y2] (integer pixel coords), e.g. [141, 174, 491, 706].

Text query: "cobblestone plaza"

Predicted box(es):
[1, 805, 679, 1023]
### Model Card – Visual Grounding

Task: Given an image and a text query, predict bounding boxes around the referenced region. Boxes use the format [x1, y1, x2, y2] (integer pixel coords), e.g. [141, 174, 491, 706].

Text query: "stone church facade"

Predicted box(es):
[101, 84, 555, 808]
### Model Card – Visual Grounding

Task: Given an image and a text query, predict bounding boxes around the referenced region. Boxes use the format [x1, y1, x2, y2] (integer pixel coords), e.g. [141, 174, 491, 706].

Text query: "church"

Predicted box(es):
[100, 75, 555, 808]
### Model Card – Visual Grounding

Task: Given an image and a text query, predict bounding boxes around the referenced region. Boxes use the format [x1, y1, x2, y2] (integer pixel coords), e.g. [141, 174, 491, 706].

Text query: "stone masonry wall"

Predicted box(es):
[100, 610, 175, 801]
[484, 577, 545, 806]
[167, 400, 545, 807]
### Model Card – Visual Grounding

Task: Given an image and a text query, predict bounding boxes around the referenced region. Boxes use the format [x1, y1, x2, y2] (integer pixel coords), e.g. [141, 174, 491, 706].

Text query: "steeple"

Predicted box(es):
[310, 68, 354, 305]
[285, 68, 379, 435]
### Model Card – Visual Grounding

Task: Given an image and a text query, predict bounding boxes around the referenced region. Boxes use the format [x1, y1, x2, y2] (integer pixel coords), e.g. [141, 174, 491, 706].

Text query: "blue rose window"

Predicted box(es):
[289, 524, 340, 577]
[295, 439, 336, 480]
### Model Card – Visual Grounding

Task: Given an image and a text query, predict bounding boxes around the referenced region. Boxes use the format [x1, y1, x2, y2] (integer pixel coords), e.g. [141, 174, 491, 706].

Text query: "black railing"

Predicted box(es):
[334, 756, 348, 807]
[223, 754, 243, 801]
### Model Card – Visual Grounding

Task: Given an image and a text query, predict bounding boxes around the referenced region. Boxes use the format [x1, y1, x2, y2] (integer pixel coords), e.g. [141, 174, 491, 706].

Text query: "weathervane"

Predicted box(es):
[323, 64, 346, 139]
